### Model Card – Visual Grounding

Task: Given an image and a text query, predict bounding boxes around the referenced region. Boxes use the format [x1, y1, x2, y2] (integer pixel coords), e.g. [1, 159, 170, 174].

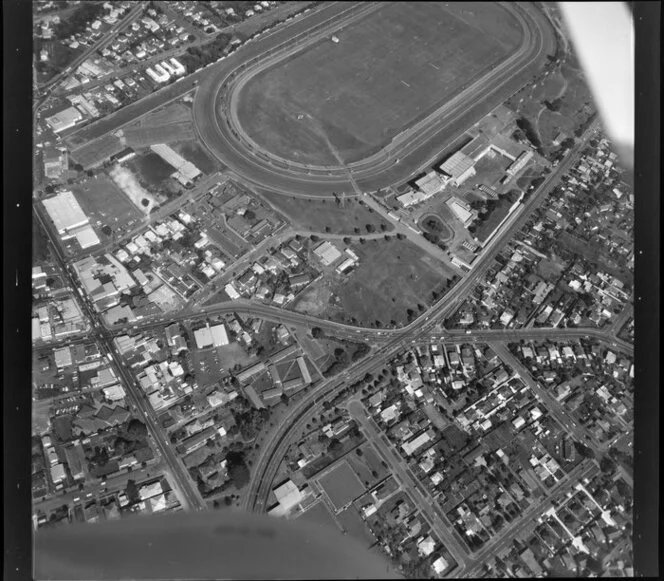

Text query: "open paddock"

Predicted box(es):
[310, 238, 455, 328]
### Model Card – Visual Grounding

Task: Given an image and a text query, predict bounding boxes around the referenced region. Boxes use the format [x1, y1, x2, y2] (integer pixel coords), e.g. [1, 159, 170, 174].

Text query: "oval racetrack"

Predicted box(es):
[192, 1, 555, 197]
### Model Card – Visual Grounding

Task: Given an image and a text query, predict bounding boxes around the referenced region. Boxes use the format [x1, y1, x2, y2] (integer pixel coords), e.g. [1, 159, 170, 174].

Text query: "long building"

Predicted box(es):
[42, 191, 89, 236]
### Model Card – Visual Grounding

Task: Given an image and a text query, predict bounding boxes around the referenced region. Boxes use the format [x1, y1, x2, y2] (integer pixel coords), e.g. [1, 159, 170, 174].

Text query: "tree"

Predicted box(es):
[327, 438, 342, 454]
[126, 479, 140, 504]
[127, 419, 148, 439]
[226, 450, 250, 489]
[311, 327, 323, 339]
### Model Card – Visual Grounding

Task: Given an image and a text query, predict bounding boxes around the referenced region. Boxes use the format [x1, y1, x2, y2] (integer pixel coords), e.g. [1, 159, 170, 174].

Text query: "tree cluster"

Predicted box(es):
[179, 33, 234, 73]
[53, 3, 105, 39]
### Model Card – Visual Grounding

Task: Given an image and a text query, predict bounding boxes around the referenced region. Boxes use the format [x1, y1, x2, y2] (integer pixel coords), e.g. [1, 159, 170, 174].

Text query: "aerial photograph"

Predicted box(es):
[25, 0, 643, 578]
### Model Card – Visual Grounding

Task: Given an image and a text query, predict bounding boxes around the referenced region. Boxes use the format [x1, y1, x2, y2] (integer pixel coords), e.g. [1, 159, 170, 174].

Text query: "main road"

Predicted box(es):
[192, 1, 555, 196]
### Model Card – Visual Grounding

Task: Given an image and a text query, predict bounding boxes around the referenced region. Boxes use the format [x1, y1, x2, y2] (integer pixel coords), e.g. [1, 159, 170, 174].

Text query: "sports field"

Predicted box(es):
[237, 2, 523, 165]
[318, 460, 367, 511]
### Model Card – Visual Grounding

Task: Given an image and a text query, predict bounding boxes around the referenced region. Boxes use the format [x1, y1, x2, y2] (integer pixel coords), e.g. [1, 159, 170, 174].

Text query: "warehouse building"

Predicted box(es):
[42, 190, 100, 248]
[414, 171, 448, 196]
[45, 106, 83, 133]
[439, 151, 477, 186]
[313, 241, 342, 266]
[42, 191, 89, 236]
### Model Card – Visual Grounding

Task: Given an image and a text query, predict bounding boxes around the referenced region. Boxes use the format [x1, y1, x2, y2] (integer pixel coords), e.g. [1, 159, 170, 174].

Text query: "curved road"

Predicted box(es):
[192, 2, 555, 196]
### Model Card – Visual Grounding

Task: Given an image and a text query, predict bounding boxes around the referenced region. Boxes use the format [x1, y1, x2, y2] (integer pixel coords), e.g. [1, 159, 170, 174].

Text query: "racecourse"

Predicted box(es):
[236, 2, 524, 165]
[192, 1, 555, 197]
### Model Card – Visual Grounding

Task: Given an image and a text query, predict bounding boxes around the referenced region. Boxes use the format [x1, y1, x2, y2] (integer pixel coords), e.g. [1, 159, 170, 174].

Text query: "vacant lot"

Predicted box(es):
[299, 238, 454, 327]
[237, 2, 522, 165]
[71, 174, 143, 233]
[318, 460, 367, 511]
[258, 190, 393, 234]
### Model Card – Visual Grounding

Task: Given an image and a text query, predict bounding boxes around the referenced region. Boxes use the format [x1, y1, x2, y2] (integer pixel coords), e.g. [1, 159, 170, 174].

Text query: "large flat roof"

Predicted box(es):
[440, 151, 475, 178]
[42, 190, 89, 235]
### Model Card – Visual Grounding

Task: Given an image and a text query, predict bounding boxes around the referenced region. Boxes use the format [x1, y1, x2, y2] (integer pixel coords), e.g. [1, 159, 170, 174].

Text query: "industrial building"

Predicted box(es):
[41, 190, 100, 249]
[45, 106, 83, 133]
[414, 171, 448, 196]
[313, 241, 343, 266]
[150, 143, 201, 186]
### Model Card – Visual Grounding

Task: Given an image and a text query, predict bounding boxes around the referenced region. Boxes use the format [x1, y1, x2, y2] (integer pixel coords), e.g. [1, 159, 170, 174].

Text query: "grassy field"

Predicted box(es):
[318, 460, 367, 511]
[506, 61, 594, 155]
[419, 214, 453, 242]
[70, 175, 143, 233]
[128, 153, 175, 187]
[258, 190, 393, 234]
[122, 122, 196, 148]
[70, 134, 124, 169]
[296, 238, 454, 327]
[173, 141, 222, 175]
[237, 2, 522, 165]
[133, 102, 192, 128]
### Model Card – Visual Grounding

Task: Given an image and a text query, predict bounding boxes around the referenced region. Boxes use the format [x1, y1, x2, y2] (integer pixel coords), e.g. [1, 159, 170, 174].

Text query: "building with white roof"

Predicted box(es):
[402, 432, 431, 456]
[102, 384, 126, 402]
[42, 191, 90, 238]
[45, 107, 83, 133]
[439, 151, 477, 186]
[446, 197, 476, 227]
[194, 326, 214, 349]
[210, 323, 229, 347]
[313, 241, 342, 266]
[268, 480, 309, 517]
[415, 171, 448, 196]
